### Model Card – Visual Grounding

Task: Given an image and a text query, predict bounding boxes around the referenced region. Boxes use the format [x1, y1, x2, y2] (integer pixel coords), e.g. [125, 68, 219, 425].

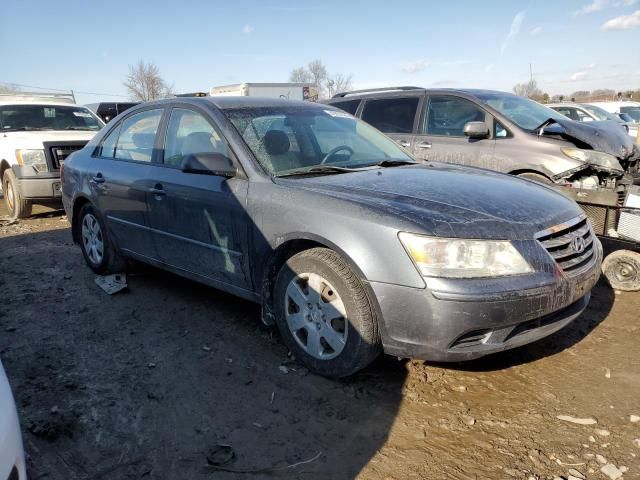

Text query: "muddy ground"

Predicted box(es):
[0, 202, 639, 480]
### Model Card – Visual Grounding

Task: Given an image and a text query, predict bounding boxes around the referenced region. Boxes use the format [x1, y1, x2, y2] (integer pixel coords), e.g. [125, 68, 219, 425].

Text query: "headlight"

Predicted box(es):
[561, 147, 621, 169]
[16, 149, 48, 173]
[399, 233, 533, 278]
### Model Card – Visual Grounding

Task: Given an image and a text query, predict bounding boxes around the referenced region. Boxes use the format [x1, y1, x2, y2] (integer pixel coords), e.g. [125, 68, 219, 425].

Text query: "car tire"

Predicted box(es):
[516, 172, 554, 185]
[78, 203, 126, 275]
[2, 169, 32, 220]
[602, 250, 640, 292]
[273, 247, 381, 378]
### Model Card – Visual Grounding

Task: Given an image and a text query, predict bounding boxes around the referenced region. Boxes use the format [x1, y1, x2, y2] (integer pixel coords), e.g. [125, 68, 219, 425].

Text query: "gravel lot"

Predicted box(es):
[1, 203, 639, 480]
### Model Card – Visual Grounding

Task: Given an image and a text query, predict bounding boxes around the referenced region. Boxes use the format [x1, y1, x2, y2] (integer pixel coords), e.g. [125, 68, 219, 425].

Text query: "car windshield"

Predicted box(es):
[618, 112, 635, 123]
[475, 93, 564, 132]
[581, 104, 617, 121]
[620, 106, 640, 122]
[224, 106, 415, 176]
[0, 104, 103, 132]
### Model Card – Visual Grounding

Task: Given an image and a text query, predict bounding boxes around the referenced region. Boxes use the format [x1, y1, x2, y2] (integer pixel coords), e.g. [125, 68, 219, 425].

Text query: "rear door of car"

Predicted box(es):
[146, 104, 252, 292]
[359, 95, 422, 152]
[90, 107, 165, 257]
[412, 94, 495, 167]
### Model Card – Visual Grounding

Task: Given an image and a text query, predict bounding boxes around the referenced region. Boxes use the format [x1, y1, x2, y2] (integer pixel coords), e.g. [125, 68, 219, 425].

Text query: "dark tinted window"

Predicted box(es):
[0, 104, 102, 131]
[425, 96, 486, 137]
[330, 100, 360, 115]
[361, 97, 419, 133]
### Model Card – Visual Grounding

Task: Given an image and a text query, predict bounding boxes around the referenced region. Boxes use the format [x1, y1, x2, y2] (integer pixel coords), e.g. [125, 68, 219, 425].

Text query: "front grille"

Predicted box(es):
[49, 144, 83, 169]
[536, 216, 595, 275]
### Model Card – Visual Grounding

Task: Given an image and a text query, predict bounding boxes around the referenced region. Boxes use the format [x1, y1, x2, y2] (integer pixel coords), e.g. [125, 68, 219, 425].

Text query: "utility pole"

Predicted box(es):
[529, 63, 533, 82]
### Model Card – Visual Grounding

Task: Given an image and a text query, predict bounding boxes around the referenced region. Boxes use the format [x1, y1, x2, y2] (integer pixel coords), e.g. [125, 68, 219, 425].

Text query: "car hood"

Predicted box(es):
[544, 116, 638, 162]
[277, 163, 582, 239]
[2, 130, 97, 150]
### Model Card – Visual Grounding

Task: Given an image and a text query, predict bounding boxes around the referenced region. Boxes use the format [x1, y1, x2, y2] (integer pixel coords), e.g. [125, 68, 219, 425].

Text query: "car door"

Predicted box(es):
[359, 96, 421, 152]
[412, 95, 495, 168]
[89, 107, 164, 257]
[146, 106, 252, 292]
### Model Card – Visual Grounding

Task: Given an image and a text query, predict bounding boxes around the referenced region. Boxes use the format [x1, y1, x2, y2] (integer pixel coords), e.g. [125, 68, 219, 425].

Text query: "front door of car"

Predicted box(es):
[359, 96, 420, 153]
[89, 108, 164, 257]
[412, 95, 495, 169]
[146, 106, 252, 292]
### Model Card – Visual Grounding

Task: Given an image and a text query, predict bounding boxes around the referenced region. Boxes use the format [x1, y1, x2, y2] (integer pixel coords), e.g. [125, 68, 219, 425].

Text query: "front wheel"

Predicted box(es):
[78, 203, 126, 274]
[2, 169, 32, 220]
[273, 248, 381, 378]
[602, 250, 640, 291]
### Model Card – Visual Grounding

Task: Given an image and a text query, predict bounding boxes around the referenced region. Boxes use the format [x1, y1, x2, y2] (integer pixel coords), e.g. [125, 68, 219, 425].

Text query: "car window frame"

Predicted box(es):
[421, 94, 493, 139]
[92, 106, 167, 165]
[155, 103, 247, 178]
[360, 94, 423, 134]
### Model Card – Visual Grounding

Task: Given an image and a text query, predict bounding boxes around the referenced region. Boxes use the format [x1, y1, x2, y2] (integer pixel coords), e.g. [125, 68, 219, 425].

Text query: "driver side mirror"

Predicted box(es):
[463, 121, 490, 139]
[180, 152, 237, 178]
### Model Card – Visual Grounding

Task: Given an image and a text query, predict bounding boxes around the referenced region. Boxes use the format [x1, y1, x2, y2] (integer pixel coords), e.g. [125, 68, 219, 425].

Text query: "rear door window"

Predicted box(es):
[113, 109, 163, 162]
[329, 100, 361, 115]
[424, 96, 486, 137]
[361, 97, 419, 133]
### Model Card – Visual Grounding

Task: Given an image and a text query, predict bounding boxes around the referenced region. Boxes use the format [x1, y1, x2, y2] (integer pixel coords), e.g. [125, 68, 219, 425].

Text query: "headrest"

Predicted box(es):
[263, 130, 290, 155]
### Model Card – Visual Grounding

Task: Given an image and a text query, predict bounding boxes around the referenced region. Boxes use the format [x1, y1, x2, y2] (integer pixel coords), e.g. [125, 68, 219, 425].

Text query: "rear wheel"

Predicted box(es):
[2, 169, 32, 220]
[516, 172, 553, 185]
[78, 203, 126, 274]
[602, 250, 640, 292]
[273, 248, 381, 378]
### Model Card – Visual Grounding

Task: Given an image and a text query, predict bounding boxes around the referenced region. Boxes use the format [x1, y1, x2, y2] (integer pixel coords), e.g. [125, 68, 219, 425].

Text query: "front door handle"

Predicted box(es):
[398, 140, 411, 148]
[91, 173, 105, 184]
[415, 141, 432, 149]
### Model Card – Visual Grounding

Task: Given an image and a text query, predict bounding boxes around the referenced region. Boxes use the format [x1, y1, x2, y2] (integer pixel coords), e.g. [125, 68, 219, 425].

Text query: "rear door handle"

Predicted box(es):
[91, 173, 105, 184]
[149, 185, 166, 197]
[415, 142, 432, 149]
[398, 140, 411, 148]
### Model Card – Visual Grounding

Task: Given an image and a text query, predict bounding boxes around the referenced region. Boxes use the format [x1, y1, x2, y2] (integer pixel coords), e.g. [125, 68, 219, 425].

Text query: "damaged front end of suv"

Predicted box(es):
[539, 116, 639, 193]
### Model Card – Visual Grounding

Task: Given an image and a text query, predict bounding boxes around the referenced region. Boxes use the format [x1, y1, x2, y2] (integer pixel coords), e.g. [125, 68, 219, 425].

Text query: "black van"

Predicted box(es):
[85, 102, 139, 123]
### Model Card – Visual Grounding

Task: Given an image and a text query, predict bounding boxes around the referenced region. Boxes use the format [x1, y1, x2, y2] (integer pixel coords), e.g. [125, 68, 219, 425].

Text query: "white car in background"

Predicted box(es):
[548, 102, 638, 138]
[0, 359, 26, 480]
[589, 100, 640, 125]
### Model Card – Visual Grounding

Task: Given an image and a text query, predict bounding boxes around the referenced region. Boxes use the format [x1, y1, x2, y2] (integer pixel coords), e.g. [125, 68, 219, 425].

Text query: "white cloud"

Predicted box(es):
[529, 26, 543, 35]
[484, 63, 495, 72]
[585, 63, 596, 69]
[623, 0, 639, 5]
[400, 59, 430, 74]
[574, 0, 610, 16]
[500, 11, 525, 55]
[602, 9, 640, 30]
[242, 25, 254, 34]
[570, 71, 589, 81]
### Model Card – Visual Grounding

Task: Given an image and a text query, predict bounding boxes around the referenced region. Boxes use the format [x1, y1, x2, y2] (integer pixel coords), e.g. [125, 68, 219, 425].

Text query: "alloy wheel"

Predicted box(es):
[81, 213, 104, 265]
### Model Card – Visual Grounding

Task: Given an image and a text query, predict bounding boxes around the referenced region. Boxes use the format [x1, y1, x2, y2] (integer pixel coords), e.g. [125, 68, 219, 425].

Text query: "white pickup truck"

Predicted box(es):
[0, 92, 104, 219]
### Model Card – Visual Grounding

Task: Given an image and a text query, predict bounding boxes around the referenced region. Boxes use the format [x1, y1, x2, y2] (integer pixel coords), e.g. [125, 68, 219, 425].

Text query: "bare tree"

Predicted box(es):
[327, 73, 353, 97]
[512, 79, 544, 100]
[289, 67, 312, 83]
[0, 83, 20, 93]
[307, 59, 328, 93]
[123, 60, 172, 102]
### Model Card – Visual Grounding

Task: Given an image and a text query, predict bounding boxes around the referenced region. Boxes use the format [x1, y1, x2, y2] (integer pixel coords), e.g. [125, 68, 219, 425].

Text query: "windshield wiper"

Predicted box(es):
[535, 118, 559, 136]
[367, 159, 418, 167]
[2, 127, 50, 132]
[276, 165, 363, 177]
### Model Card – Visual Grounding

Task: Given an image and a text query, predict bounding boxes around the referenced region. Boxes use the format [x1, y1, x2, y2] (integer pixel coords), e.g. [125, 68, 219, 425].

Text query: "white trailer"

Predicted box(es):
[209, 83, 316, 101]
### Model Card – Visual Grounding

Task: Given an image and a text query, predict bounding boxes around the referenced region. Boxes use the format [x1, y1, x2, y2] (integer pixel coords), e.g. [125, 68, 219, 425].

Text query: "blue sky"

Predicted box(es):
[3, 0, 639, 104]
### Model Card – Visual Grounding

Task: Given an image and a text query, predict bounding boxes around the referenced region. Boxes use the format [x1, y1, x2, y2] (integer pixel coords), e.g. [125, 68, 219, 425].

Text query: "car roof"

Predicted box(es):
[327, 87, 518, 101]
[135, 96, 331, 111]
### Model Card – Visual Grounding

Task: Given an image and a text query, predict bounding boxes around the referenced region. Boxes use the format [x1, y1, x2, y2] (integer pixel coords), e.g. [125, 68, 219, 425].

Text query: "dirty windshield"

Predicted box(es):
[475, 93, 564, 132]
[224, 106, 414, 175]
[0, 104, 103, 132]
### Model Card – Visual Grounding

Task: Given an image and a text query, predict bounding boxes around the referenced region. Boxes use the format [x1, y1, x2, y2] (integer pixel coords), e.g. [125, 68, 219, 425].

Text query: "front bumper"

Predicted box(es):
[13, 166, 61, 200]
[0, 365, 26, 480]
[372, 239, 603, 362]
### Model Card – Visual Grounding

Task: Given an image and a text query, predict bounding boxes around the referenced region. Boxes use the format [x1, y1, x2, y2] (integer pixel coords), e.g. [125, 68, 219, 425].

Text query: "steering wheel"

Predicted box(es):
[320, 145, 354, 164]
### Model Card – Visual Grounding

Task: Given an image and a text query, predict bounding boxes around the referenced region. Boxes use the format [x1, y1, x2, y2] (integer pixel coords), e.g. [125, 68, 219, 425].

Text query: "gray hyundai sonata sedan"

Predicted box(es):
[61, 97, 602, 377]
